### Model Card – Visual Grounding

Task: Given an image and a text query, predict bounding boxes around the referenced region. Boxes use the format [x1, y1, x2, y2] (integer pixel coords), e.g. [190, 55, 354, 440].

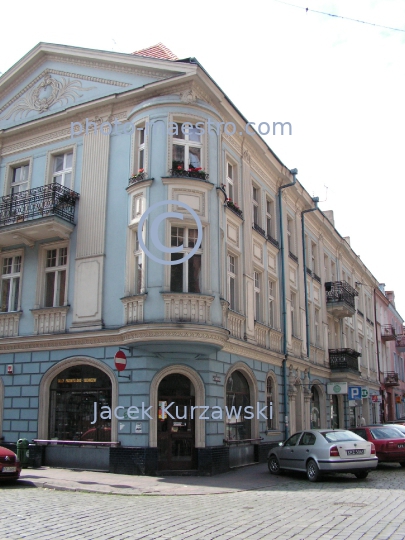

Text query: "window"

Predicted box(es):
[291, 291, 297, 336]
[324, 254, 329, 281]
[311, 242, 318, 274]
[266, 198, 274, 238]
[137, 126, 145, 171]
[132, 194, 143, 220]
[170, 227, 202, 293]
[226, 163, 235, 201]
[314, 308, 320, 345]
[269, 279, 275, 328]
[254, 271, 261, 321]
[44, 247, 67, 307]
[226, 371, 251, 441]
[284, 432, 301, 446]
[331, 260, 336, 281]
[252, 185, 259, 226]
[172, 122, 202, 169]
[228, 254, 237, 311]
[266, 377, 274, 430]
[134, 235, 143, 295]
[287, 216, 295, 254]
[1, 255, 21, 312]
[10, 165, 29, 195]
[299, 432, 317, 445]
[53, 152, 73, 186]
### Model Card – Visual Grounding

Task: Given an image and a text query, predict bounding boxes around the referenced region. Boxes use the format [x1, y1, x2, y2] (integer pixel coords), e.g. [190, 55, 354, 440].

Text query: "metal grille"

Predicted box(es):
[0, 184, 79, 227]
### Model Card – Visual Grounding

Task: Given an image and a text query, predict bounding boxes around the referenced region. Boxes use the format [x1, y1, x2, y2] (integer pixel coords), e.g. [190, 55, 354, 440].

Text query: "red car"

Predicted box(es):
[350, 426, 405, 466]
[0, 446, 21, 481]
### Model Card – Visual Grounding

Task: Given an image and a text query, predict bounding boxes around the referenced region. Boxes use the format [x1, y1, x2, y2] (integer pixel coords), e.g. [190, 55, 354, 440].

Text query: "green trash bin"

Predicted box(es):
[17, 438, 29, 468]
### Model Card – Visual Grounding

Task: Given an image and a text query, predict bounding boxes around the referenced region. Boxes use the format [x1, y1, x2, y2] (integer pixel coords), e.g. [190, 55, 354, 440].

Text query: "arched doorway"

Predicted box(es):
[157, 373, 196, 471]
[49, 364, 112, 442]
[225, 371, 251, 441]
[311, 386, 321, 429]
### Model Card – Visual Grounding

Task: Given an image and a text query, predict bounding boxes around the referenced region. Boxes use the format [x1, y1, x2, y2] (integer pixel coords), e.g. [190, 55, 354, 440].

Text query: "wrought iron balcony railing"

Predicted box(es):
[225, 200, 243, 217]
[252, 222, 266, 237]
[329, 348, 361, 372]
[396, 333, 405, 351]
[266, 234, 279, 248]
[325, 281, 358, 309]
[313, 273, 321, 284]
[381, 324, 396, 341]
[385, 372, 399, 386]
[169, 168, 209, 181]
[289, 251, 298, 263]
[0, 184, 79, 227]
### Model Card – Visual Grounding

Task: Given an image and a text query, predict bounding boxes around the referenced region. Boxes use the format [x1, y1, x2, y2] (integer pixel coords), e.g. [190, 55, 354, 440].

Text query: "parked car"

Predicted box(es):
[385, 420, 405, 426]
[383, 424, 405, 436]
[350, 426, 405, 466]
[268, 429, 378, 482]
[0, 446, 21, 482]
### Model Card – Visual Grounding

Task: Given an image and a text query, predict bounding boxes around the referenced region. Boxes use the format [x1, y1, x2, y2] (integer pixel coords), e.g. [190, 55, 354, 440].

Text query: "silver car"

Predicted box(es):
[268, 429, 378, 482]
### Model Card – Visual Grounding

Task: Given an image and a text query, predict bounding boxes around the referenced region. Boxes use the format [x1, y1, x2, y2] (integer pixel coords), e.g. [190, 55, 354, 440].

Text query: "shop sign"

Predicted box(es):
[371, 395, 382, 403]
[348, 386, 362, 400]
[327, 382, 348, 395]
[361, 388, 369, 398]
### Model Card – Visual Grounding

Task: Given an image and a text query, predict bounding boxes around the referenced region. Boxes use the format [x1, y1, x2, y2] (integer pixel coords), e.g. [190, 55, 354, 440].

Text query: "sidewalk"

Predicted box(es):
[19, 462, 273, 496]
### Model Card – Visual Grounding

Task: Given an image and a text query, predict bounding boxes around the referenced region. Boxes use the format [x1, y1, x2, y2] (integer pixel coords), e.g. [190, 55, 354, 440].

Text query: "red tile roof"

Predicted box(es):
[132, 43, 178, 61]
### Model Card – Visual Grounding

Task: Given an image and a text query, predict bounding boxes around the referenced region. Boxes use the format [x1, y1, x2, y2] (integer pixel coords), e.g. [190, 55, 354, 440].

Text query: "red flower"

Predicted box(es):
[177, 165, 183, 170]
[138, 168, 144, 173]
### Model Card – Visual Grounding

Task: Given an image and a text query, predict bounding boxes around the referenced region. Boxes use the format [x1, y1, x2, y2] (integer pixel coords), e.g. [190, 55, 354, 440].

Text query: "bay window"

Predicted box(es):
[172, 122, 202, 169]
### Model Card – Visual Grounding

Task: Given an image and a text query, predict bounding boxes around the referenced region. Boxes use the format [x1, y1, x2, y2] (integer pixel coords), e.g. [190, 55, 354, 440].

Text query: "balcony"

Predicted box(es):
[0, 184, 79, 248]
[385, 372, 400, 386]
[225, 199, 243, 218]
[381, 324, 396, 341]
[169, 162, 209, 182]
[396, 333, 405, 352]
[252, 222, 266, 237]
[329, 348, 361, 373]
[161, 293, 214, 324]
[325, 281, 358, 318]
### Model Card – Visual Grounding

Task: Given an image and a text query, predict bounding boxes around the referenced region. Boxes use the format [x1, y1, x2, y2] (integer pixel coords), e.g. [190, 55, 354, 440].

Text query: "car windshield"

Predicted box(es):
[321, 431, 364, 443]
[370, 427, 405, 439]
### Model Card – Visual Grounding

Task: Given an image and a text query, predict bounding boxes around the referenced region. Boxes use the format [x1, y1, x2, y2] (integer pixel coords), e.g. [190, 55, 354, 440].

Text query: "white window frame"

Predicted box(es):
[291, 291, 297, 336]
[44, 246, 68, 308]
[254, 270, 261, 322]
[169, 225, 203, 293]
[287, 215, 295, 255]
[266, 197, 275, 239]
[35, 242, 69, 309]
[52, 151, 73, 187]
[1, 251, 23, 312]
[4, 157, 33, 196]
[268, 279, 276, 328]
[228, 253, 237, 311]
[252, 184, 260, 227]
[134, 232, 144, 295]
[46, 146, 76, 189]
[171, 120, 204, 170]
[314, 307, 320, 346]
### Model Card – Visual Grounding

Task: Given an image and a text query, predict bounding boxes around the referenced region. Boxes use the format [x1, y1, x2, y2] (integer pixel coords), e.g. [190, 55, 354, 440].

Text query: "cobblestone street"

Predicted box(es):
[2, 463, 405, 540]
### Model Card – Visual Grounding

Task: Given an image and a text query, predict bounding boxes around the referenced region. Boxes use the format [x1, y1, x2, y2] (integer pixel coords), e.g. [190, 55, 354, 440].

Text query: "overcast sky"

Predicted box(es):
[1, 0, 404, 316]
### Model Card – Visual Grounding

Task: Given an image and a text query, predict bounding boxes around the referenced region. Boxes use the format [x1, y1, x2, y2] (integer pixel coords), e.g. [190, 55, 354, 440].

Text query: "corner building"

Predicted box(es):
[0, 42, 386, 474]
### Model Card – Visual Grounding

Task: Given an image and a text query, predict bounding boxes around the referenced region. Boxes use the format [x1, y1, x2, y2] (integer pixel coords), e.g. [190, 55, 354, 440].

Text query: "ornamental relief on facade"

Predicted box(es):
[0, 74, 96, 121]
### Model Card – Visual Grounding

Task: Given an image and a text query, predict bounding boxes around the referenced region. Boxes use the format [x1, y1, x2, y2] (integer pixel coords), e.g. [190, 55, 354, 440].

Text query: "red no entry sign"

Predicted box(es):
[114, 350, 127, 372]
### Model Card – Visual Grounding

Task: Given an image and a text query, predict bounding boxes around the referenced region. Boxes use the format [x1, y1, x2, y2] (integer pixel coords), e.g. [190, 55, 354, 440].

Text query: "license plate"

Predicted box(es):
[347, 449, 364, 455]
[398, 444, 405, 448]
[2, 467, 17, 473]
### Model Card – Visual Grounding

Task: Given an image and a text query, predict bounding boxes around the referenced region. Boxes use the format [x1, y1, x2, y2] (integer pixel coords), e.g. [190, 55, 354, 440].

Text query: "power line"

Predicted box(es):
[273, 0, 405, 33]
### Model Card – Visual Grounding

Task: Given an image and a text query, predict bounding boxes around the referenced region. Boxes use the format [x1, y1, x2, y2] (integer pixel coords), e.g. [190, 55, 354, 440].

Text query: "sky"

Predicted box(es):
[1, 0, 404, 315]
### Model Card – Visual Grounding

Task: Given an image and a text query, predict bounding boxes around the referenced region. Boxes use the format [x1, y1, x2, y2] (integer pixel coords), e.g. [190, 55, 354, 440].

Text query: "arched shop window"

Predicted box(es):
[49, 365, 112, 442]
[311, 385, 321, 429]
[226, 371, 251, 441]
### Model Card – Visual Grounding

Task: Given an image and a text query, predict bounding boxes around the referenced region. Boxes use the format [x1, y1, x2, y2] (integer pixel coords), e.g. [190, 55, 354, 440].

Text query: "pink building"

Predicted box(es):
[375, 285, 405, 421]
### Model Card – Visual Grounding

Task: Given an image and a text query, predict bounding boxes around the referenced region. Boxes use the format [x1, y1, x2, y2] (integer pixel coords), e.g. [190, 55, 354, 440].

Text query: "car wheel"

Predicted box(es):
[399, 462, 405, 468]
[268, 455, 281, 475]
[306, 459, 321, 482]
[354, 471, 368, 479]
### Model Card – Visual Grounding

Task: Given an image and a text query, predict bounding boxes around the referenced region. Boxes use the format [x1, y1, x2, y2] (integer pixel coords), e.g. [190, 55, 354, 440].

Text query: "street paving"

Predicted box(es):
[1, 463, 405, 540]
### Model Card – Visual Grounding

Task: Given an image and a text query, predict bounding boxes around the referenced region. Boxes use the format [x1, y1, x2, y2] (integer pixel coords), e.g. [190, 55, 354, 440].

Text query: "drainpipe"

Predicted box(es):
[373, 287, 384, 422]
[278, 167, 298, 439]
[301, 197, 320, 360]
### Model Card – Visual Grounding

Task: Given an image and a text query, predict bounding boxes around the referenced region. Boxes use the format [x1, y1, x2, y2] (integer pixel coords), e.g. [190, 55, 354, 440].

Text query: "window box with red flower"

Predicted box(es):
[169, 161, 209, 181]
[225, 198, 243, 217]
[128, 169, 146, 186]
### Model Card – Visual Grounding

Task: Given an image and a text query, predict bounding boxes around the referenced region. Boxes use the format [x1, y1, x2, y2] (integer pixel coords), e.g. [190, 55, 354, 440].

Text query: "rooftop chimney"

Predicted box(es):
[323, 210, 334, 226]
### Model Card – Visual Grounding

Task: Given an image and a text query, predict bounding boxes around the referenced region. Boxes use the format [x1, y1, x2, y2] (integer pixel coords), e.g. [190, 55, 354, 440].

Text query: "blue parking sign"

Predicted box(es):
[348, 386, 362, 400]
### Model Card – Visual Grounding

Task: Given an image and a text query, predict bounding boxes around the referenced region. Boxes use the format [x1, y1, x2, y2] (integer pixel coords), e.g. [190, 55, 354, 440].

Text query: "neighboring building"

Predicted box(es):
[0, 42, 399, 474]
[375, 285, 405, 421]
